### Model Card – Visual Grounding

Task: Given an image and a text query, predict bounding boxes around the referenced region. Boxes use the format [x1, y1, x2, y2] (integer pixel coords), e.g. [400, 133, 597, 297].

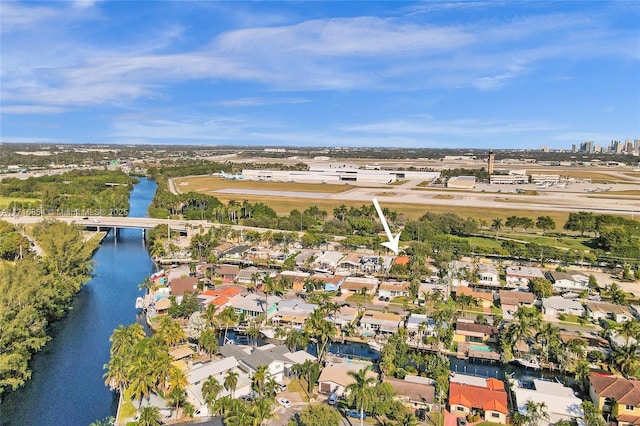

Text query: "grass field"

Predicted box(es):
[174, 176, 354, 194]
[0, 196, 41, 209]
[525, 169, 634, 183]
[498, 232, 592, 250]
[587, 190, 640, 196]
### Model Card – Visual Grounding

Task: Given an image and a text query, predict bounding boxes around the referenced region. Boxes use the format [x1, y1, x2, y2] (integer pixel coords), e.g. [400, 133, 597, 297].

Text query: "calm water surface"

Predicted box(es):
[0, 178, 157, 426]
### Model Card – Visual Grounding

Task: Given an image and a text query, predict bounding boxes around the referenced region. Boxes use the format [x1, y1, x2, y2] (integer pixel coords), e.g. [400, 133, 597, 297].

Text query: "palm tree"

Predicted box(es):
[491, 218, 503, 239]
[252, 365, 269, 394]
[261, 274, 279, 323]
[524, 400, 550, 426]
[155, 316, 186, 347]
[167, 386, 187, 420]
[611, 344, 640, 376]
[202, 376, 224, 409]
[199, 329, 219, 358]
[573, 359, 591, 394]
[345, 366, 377, 426]
[535, 323, 560, 363]
[224, 370, 239, 398]
[618, 320, 640, 345]
[136, 406, 162, 426]
[565, 338, 587, 370]
[166, 365, 188, 394]
[89, 416, 115, 426]
[218, 306, 239, 344]
[304, 308, 336, 363]
[291, 360, 320, 393]
[109, 323, 145, 357]
[138, 277, 154, 293]
[103, 353, 129, 392]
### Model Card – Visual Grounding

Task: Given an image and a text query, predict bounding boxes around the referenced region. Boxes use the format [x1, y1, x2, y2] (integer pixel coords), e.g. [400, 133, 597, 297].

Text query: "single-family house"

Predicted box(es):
[235, 267, 274, 286]
[330, 306, 360, 331]
[279, 270, 310, 293]
[228, 293, 282, 318]
[454, 320, 498, 344]
[378, 281, 411, 299]
[218, 244, 250, 261]
[187, 356, 251, 406]
[341, 277, 379, 295]
[213, 264, 240, 283]
[359, 311, 403, 336]
[294, 249, 321, 269]
[456, 286, 494, 309]
[406, 314, 435, 337]
[313, 250, 345, 272]
[585, 301, 635, 323]
[419, 280, 450, 301]
[546, 271, 590, 293]
[476, 263, 501, 287]
[448, 260, 474, 289]
[541, 296, 584, 317]
[498, 290, 535, 315]
[589, 374, 640, 426]
[336, 252, 365, 273]
[273, 298, 317, 329]
[512, 379, 584, 426]
[505, 266, 545, 288]
[318, 364, 377, 396]
[384, 376, 435, 410]
[170, 277, 199, 297]
[449, 374, 508, 423]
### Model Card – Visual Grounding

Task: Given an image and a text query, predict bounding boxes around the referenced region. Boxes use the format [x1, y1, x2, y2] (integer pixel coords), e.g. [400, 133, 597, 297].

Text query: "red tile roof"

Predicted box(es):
[394, 256, 410, 266]
[589, 374, 640, 407]
[449, 382, 508, 414]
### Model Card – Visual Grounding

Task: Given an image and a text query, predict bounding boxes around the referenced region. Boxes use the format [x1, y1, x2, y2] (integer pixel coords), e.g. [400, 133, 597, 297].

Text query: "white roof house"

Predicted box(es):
[541, 296, 584, 317]
[513, 379, 584, 426]
[313, 251, 345, 271]
[505, 266, 545, 288]
[477, 263, 500, 286]
[406, 313, 435, 336]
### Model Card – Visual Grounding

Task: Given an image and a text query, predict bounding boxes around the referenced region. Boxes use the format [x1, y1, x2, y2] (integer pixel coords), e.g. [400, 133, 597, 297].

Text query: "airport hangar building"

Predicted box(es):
[241, 168, 440, 185]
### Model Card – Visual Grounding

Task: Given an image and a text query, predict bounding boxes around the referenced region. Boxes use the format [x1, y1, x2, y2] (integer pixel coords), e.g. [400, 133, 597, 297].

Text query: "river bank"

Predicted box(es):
[0, 178, 158, 426]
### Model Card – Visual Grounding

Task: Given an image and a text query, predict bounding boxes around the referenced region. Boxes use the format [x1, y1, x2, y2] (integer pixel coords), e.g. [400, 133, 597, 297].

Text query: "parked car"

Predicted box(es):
[415, 408, 426, 421]
[328, 393, 338, 405]
[277, 398, 292, 408]
[457, 417, 467, 426]
[346, 409, 366, 419]
[278, 383, 287, 393]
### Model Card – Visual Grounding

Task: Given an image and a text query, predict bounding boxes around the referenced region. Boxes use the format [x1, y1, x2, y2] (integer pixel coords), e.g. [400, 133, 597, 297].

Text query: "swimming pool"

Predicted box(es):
[468, 344, 492, 353]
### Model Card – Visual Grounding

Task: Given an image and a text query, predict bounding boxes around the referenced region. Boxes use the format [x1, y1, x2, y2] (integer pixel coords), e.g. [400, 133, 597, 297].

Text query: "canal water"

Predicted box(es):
[0, 178, 157, 426]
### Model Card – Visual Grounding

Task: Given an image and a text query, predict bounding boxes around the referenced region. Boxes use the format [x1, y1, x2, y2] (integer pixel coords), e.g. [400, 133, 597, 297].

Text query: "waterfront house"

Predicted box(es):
[512, 379, 584, 426]
[228, 293, 282, 318]
[170, 276, 199, 297]
[279, 270, 310, 293]
[336, 252, 365, 273]
[449, 374, 508, 424]
[272, 298, 317, 329]
[218, 244, 250, 261]
[589, 374, 640, 426]
[359, 310, 403, 336]
[294, 249, 321, 269]
[198, 286, 243, 309]
[213, 264, 240, 283]
[329, 305, 360, 331]
[448, 260, 474, 289]
[384, 376, 435, 410]
[541, 296, 584, 318]
[505, 266, 545, 288]
[406, 313, 435, 337]
[585, 301, 635, 323]
[235, 266, 272, 285]
[318, 364, 377, 396]
[378, 281, 411, 299]
[187, 356, 252, 406]
[454, 320, 498, 344]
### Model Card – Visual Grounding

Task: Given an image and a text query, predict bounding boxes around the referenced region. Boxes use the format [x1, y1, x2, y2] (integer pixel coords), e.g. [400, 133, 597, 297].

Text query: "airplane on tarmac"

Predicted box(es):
[220, 171, 245, 180]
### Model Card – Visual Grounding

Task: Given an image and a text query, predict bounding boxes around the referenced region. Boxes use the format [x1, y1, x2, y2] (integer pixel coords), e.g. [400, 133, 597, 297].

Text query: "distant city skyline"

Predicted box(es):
[1, 1, 639, 148]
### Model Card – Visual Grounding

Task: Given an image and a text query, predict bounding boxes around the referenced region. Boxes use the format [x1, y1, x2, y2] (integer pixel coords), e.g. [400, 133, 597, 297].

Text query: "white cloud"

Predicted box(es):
[1, 105, 67, 114]
[218, 97, 310, 107]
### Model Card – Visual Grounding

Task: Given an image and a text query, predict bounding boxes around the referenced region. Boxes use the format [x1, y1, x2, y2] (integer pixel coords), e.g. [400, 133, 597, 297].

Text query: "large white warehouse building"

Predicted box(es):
[240, 167, 440, 184]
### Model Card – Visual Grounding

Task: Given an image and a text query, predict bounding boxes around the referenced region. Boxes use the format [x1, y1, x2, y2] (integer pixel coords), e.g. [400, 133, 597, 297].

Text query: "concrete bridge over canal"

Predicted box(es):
[0, 215, 302, 239]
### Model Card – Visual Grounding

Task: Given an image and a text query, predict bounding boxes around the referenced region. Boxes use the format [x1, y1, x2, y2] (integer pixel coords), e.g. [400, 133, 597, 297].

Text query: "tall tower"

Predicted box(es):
[488, 151, 495, 175]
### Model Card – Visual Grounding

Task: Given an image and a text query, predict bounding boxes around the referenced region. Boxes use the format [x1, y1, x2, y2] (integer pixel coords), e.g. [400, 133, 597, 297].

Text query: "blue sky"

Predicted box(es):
[1, 1, 639, 149]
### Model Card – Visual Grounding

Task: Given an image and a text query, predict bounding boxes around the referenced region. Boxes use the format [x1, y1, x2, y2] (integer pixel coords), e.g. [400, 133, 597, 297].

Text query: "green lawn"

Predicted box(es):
[346, 293, 373, 304]
[389, 296, 412, 305]
[0, 196, 41, 209]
